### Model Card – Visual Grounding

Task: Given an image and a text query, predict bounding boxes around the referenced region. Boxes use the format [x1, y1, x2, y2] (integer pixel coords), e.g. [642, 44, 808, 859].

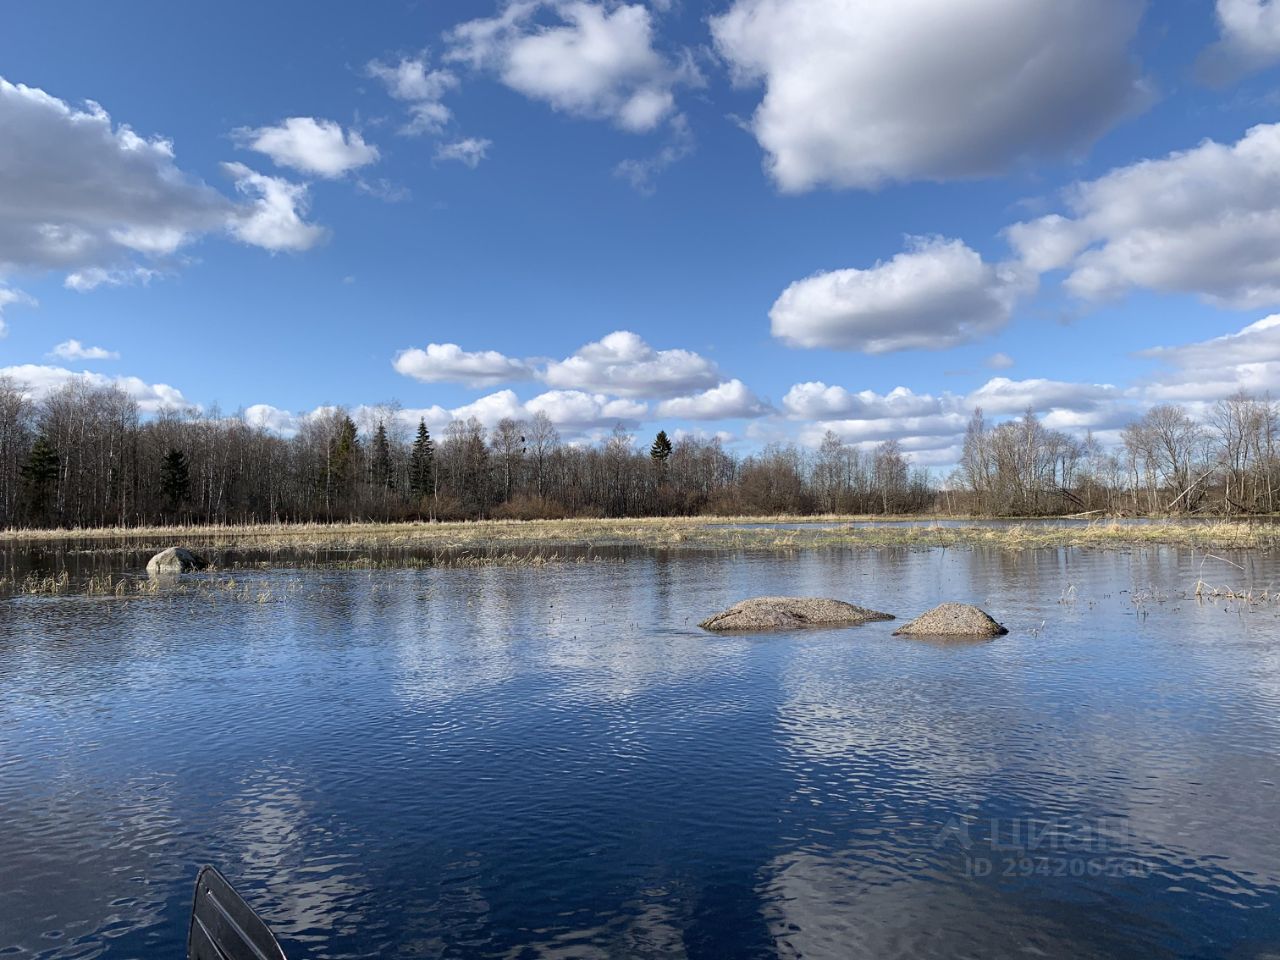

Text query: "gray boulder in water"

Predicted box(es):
[700, 596, 894, 632]
[893, 602, 1007, 638]
[146, 547, 208, 576]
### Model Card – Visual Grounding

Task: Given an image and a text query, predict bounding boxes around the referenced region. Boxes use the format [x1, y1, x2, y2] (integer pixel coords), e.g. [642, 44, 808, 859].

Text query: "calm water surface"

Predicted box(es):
[2, 545, 1279, 959]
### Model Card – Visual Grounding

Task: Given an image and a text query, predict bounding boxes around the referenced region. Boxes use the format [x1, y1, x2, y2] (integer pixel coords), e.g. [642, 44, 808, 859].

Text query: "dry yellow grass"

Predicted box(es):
[1, 515, 1275, 551]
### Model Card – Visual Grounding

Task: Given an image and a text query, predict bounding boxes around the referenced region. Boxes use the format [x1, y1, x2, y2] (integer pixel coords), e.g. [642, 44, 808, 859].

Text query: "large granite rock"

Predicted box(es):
[146, 547, 208, 576]
[700, 596, 894, 632]
[893, 603, 1007, 638]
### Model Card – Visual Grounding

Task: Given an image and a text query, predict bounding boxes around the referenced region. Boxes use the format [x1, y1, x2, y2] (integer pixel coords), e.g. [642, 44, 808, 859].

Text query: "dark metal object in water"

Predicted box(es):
[187, 866, 287, 960]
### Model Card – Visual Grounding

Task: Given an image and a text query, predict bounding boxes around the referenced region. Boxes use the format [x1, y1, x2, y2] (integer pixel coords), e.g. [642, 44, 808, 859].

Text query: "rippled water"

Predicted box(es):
[2, 545, 1279, 959]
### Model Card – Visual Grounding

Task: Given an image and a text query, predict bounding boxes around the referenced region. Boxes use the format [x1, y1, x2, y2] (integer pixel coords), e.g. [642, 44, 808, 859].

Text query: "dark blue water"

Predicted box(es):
[2, 546, 1279, 959]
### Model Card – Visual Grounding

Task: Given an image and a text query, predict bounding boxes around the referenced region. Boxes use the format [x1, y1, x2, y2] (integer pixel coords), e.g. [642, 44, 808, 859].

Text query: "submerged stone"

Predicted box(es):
[146, 547, 208, 576]
[700, 596, 894, 632]
[893, 602, 1007, 638]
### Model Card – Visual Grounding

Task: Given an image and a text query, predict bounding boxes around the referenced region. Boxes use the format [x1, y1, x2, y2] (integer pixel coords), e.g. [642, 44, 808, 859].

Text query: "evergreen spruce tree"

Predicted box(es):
[649, 430, 673, 464]
[372, 422, 393, 490]
[325, 415, 359, 510]
[409, 419, 435, 499]
[159, 448, 191, 512]
[21, 435, 60, 525]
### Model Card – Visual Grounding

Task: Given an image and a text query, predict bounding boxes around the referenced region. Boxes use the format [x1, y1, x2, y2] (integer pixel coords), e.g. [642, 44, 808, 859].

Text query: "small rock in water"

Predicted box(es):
[700, 596, 894, 632]
[893, 602, 1007, 638]
[146, 547, 208, 576]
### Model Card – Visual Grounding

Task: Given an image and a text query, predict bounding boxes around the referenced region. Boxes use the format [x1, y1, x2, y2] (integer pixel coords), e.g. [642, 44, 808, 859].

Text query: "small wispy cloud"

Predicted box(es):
[49, 339, 120, 361]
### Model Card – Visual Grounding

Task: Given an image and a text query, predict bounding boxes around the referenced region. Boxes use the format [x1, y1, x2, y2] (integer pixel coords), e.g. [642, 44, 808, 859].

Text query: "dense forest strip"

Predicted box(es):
[2, 517, 1275, 551]
[2, 378, 1277, 528]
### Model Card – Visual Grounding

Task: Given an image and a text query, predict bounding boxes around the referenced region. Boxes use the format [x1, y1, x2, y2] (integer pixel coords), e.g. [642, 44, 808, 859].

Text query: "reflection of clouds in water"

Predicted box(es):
[223, 769, 369, 956]
[764, 562, 1280, 953]
[1063, 693, 1280, 891]
[774, 663, 1007, 796]
[757, 848, 1122, 960]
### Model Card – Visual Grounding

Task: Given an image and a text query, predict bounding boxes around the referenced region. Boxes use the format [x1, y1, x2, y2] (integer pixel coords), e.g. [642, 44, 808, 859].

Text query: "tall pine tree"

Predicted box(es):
[649, 430, 673, 464]
[409, 419, 434, 500]
[21, 435, 60, 525]
[159, 448, 191, 512]
[371, 422, 393, 491]
[325, 415, 359, 511]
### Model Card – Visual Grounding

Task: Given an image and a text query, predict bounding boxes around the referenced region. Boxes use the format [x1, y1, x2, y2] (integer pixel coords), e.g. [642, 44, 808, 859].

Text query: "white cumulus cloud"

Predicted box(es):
[782, 383, 942, 420]
[0, 76, 329, 286]
[541, 330, 721, 397]
[1139, 314, 1280, 403]
[1006, 123, 1280, 309]
[771, 237, 1032, 353]
[447, 1, 695, 132]
[243, 403, 301, 435]
[223, 162, 327, 252]
[710, 0, 1148, 192]
[656, 379, 770, 420]
[1198, 0, 1280, 85]
[0, 76, 228, 275]
[233, 117, 379, 178]
[392, 343, 533, 387]
[0, 364, 188, 413]
[966, 377, 1122, 416]
[525, 389, 647, 428]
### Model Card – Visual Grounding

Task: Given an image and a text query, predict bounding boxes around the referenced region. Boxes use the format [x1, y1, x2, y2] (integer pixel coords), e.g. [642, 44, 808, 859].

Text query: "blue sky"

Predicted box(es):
[3, 0, 1280, 466]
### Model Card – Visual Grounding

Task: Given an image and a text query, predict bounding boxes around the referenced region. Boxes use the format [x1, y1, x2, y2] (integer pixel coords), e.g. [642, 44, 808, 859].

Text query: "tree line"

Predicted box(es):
[951, 393, 1279, 515]
[0, 376, 1276, 528]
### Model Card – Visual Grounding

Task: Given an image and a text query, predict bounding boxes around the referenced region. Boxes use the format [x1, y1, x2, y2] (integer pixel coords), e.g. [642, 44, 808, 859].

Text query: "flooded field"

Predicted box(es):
[2, 539, 1279, 958]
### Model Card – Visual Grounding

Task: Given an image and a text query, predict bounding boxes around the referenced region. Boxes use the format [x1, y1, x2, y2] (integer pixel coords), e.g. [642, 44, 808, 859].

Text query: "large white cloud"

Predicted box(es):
[710, 0, 1148, 192]
[770, 238, 1032, 353]
[655, 379, 770, 420]
[541, 330, 721, 397]
[0, 77, 227, 273]
[1198, 0, 1280, 85]
[447, 1, 694, 132]
[233, 117, 379, 178]
[0, 76, 326, 285]
[0, 364, 188, 413]
[392, 343, 532, 387]
[1006, 123, 1280, 309]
